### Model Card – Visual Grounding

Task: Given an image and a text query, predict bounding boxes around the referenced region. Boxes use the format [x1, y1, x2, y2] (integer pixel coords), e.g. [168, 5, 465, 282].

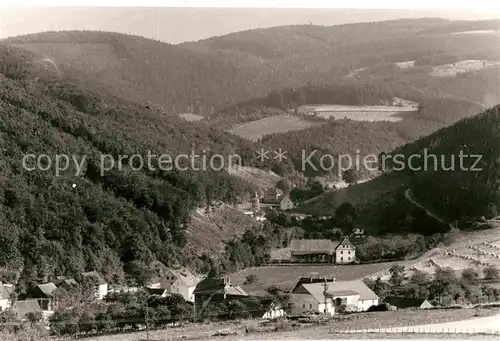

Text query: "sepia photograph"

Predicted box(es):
[0, 1, 499, 340]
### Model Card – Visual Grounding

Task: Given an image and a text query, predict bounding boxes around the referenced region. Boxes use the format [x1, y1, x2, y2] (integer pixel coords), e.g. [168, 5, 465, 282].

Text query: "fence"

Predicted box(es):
[327, 314, 500, 335]
[328, 325, 500, 335]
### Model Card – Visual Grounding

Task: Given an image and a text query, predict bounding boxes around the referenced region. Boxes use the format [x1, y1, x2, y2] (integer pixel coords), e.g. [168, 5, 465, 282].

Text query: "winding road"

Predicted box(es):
[404, 188, 450, 226]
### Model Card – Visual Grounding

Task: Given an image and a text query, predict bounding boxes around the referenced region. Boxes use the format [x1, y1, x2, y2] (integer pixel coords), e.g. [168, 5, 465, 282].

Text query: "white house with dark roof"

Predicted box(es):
[30, 282, 58, 311]
[290, 279, 378, 315]
[149, 267, 200, 302]
[334, 237, 356, 264]
[0, 282, 14, 311]
[81, 271, 108, 300]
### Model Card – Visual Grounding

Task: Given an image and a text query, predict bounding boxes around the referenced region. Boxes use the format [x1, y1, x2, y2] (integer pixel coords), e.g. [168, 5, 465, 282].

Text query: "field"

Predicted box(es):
[179, 113, 204, 121]
[297, 104, 418, 122]
[452, 30, 500, 36]
[430, 60, 500, 77]
[227, 166, 281, 189]
[78, 306, 500, 341]
[227, 114, 325, 141]
[367, 225, 500, 281]
[229, 261, 409, 292]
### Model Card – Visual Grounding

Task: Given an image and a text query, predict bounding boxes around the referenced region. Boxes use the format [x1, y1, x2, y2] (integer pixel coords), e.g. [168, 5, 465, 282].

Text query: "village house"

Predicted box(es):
[193, 278, 247, 309]
[262, 187, 283, 203]
[242, 286, 286, 319]
[384, 296, 434, 310]
[257, 302, 286, 319]
[279, 195, 294, 211]
[0, 282, 14, 311]
[29, 282, 58, 311]
[149, 267, 200, 302]
[289, 239, 335, 263]
[81, 271, 108, 300]
[335, 237, 356, 264]
[270, 237, 356, 264]
[290, 279, 378, 315]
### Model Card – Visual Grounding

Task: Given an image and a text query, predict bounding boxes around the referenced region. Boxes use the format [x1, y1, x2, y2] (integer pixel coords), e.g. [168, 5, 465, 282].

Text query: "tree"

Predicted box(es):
[243, 274, 258, 285]
[389, 264, 406, 286]
[483, 266, 500, 281]
[335, 203, 356, 234]
[275, 179, 291, 194]
[461, 267, 479, 285]
[342, 169, 359, 186]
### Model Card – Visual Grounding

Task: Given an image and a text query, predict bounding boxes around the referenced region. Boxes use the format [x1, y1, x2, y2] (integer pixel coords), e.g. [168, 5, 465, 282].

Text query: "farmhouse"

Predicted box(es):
[262, 187, 283, 203]
[149, 267, 200, 302]
[193, 278, 248, 308]
[81, 271, 108, 300]
[335, 237, 356, 264]
[290, 279, 378, 315]
[29, 283, 58, 311]
[290, 239, 335, 263]
[384, 296, 434, 309]
[269, 237, 356, 264]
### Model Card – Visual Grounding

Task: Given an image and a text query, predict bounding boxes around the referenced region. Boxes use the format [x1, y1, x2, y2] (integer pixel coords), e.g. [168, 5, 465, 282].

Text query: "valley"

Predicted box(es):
[0, 14, 500, 341]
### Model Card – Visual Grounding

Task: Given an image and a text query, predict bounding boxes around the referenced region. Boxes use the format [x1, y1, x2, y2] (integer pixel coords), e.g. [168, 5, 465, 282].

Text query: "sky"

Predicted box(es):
[1, 2, 499, 44]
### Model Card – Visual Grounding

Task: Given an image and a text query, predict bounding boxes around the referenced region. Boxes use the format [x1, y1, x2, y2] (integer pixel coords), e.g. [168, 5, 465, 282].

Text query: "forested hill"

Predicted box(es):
[389, 105, 500, 222]
[4, 18, 499, 113]
[2, 30, 280, 111]
[0, 45, 257, 291]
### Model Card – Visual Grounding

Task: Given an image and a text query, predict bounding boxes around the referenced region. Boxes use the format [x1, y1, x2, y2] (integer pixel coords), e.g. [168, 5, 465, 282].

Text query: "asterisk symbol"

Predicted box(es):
[273, 148, 287, 162]
[255, 148, 270, 162]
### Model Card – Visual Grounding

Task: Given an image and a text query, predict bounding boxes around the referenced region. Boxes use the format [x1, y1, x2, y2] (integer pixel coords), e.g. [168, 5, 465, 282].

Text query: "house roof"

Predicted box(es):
[335, 237, 355, 250]
[193, 278, 247, 296]
[13, 300, 41, 317]
[193, 278, 227, 294]
[0, 282, 11, 300]
[146, 288, 168, 296]
[62, 278, 79, 287]
[81, 271, 107, 285]
[384, 296, 433, 309]
[36, 283, 58, 297]
[165, 267, 198, 287]
[290, 239, 335, 255]
[297, 280, 378, 302]
[329, 290, 360, 297]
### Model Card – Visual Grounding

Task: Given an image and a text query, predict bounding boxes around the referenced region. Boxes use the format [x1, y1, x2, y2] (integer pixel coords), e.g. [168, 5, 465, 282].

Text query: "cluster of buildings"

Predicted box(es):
[269, 237, 357, 264]
[2, 264, 435, 324]
[191, 275, 380, 318]
[241, 187, 295, 222]
[0, 270, 108, 321]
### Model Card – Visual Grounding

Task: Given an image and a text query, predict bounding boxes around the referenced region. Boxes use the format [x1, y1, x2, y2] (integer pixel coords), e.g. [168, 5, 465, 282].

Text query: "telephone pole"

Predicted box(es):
[144, 287, 150, 341]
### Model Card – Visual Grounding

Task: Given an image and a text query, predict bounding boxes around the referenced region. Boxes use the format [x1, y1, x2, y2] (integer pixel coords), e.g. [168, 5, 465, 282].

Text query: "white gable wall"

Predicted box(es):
[290, 293, 334, 315]
[358, 298, 378, 311]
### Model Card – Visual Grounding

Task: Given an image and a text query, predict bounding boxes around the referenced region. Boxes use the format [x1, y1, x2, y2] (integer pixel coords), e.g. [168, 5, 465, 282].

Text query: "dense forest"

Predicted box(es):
[0, 45, 258, 291]
[388, 105, 500, 222]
